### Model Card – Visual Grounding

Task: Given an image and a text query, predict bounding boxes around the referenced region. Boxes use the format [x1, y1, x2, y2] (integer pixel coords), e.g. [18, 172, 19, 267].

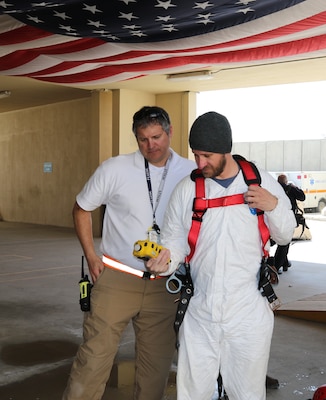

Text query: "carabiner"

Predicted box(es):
[166, 273, 183, 294]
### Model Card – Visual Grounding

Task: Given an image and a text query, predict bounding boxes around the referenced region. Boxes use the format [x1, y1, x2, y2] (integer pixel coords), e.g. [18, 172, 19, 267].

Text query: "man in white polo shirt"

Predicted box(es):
[62, 106, 195, 400]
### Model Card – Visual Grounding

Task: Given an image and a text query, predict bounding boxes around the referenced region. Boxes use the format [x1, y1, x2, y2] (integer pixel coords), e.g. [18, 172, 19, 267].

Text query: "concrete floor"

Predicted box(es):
[0, 217, 325, 400]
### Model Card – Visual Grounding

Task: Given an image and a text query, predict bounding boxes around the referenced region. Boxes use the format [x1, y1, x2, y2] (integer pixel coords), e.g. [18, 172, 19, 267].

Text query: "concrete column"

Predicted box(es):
[157, 91, 196, 159]
[90, 90, 113, 236]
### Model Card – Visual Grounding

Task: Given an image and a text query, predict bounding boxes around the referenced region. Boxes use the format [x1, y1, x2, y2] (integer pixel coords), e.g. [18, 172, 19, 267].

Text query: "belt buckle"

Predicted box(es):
[142, 271, 155, 280]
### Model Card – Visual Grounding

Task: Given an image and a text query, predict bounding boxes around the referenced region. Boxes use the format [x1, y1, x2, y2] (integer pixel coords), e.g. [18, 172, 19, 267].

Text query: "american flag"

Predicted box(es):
[0, 0, 325, 86]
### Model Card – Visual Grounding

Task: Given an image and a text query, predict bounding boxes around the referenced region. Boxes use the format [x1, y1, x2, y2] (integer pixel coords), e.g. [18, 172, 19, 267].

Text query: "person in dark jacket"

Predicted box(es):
[274, 174, 306, 273]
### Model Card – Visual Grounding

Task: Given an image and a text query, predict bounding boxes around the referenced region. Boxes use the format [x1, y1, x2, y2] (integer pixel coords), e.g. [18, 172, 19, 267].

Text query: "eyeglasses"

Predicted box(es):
[133, 107, 170, 124]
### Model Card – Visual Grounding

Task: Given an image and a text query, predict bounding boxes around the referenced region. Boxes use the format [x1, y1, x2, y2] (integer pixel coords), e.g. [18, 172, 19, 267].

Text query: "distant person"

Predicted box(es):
[274, 174, 306, 273]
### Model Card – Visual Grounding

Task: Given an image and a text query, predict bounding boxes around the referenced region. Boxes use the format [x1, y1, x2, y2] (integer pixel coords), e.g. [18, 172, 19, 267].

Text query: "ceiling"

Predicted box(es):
[1, 1, 326, 112]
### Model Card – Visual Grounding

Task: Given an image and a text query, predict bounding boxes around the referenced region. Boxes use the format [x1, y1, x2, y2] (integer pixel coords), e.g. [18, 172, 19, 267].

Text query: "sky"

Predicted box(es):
[197, 80, 326, 143]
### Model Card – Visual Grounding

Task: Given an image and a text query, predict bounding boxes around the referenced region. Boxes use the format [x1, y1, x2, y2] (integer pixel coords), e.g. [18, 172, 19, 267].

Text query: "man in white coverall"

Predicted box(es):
[147, 111, 296, 400]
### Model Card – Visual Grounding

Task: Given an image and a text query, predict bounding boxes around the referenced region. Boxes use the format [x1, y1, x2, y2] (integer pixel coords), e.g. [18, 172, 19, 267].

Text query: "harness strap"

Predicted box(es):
[236, 158, 270, 259]
[193, 193, 245, 211]
[257, 212, 270, 258]
[186, 189, 245, 263]
[173, 262, 193, 340]
[186, 170, 205, 263]
[186, 164, 270, 262]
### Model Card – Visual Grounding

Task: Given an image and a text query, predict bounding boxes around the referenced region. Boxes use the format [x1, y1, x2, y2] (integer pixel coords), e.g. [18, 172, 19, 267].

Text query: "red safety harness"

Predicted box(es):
[173, 155, 280, 343]
[187, 156, 270, 264]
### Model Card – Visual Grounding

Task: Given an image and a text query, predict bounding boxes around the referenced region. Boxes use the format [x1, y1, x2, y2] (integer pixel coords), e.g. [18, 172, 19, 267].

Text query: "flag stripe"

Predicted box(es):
[0, 0, 325, 86]
[28, 33, 326, 85]
[0, 25, 52, 45]
[2, 11, 325, 69]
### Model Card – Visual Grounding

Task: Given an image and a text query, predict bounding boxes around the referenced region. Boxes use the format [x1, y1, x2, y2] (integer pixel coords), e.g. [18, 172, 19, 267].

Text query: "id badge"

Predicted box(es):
[148, 223, 160, 244]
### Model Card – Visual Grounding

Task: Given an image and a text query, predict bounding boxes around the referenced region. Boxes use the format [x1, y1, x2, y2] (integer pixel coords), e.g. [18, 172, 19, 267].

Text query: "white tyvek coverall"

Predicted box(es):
[162, 168, 296, 400]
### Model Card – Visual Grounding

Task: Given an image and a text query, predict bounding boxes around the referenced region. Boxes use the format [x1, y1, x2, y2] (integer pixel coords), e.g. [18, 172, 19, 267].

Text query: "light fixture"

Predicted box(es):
[0, 90, 11, 99]
[167, 70, 214, 82]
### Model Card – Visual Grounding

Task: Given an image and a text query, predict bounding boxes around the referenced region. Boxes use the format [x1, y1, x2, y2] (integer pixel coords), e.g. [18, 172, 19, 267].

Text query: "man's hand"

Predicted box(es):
[244, 185, 278, 212]
[145, 248, 171, 275]
[85, 254, 104, 283]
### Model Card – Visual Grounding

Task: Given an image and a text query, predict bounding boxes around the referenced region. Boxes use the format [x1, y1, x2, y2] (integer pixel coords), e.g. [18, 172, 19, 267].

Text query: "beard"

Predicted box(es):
[201, 154, 227, 178]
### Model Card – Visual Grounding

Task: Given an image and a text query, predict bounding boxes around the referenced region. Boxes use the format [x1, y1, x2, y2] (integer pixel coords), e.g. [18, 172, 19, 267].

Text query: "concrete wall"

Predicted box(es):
[110, 89, 196, 157]
[0, 98, 93, 227]
[111, 89, 156, 155]
[157, 91, 196, 159]
[233, 139, 326, 172]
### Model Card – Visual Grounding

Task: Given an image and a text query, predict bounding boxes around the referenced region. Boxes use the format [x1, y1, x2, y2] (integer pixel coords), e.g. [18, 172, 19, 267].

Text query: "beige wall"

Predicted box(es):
[110, 89, 196, 157]
[112, 89, 156, 155]
[0, 90, 196, 230]
[157, 91, 196, 159]
[0, 98, 93, 226]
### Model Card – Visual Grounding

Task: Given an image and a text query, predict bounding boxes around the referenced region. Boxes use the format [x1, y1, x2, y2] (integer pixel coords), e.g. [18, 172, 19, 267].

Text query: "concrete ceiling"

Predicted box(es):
[1, 56, 326, 113]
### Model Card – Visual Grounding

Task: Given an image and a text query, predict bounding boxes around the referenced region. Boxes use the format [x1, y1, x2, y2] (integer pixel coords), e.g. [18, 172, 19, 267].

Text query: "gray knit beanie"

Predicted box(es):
[189, 111, 232, 153]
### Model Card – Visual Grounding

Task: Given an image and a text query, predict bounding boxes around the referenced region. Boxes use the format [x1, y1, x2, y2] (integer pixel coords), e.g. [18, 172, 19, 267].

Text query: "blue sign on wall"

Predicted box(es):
[43, 162, 53, 173]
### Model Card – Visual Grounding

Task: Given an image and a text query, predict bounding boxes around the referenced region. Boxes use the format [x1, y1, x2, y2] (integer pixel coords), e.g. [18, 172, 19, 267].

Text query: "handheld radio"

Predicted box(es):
[79, 256, 92, 312]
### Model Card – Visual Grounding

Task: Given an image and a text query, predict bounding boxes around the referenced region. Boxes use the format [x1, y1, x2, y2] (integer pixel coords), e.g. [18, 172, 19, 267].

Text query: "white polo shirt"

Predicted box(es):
[76, 149, 195, 270]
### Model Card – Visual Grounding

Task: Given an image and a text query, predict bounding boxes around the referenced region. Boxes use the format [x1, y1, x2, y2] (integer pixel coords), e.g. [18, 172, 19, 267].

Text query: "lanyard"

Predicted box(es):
[144, 154, 171, 232]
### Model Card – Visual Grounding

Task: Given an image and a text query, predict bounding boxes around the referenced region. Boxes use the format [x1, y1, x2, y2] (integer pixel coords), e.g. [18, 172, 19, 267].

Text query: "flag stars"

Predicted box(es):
[119, 12, 139, 21]
[59, 24, 76, 33]
[237, 7, 254, 14]
[92, 29, 110, 35]
[155, 1, 176, 11]
[53, 11, 71, 21]
[194, 1, 213, 10]
[119, 0, 136, 4]
[83, 3, 102, 14]
[27, 14, 43, 24]
[161, 24, 177, 32]
[31, 2, 53, 6]
[122, 24, 141, 30]
[2, 0, 268, 43]
[197, 12, 214, 20]
[130, 30, 147, 37]
[104, 34, 120, 41]
[197, 17, 214, 25]
[236, 0, 256, 5]
[0, 1, 13, 9]
[196, 13, 215, 25]
[156, 15, 175, 22]
[87, 20, 105, 28]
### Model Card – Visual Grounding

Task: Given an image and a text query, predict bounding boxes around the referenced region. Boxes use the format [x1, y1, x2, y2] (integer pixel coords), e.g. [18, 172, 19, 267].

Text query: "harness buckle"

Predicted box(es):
[192, 197, 208, 221]
[192, 212, 205, 222]
[270, 297, 282, 311]
[192, 197, 208, 212]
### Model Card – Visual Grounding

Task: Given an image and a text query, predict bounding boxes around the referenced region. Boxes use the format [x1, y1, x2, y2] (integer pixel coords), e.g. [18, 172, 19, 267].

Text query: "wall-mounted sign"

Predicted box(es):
[43, 162, 53, 173]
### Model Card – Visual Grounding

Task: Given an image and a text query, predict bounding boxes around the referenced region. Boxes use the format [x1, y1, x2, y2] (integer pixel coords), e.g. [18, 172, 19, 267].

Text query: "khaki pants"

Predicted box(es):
[63, 267, 177, 400]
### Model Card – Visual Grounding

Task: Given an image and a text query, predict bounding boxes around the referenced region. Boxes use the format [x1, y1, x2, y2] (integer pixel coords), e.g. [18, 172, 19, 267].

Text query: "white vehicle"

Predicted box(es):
[270, 171, 326, 213]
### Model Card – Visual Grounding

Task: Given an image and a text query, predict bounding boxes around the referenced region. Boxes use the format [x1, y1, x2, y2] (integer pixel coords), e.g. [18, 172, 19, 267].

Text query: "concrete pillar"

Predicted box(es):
[90, 90, 113, 236]
[157, 91, 196, 159]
